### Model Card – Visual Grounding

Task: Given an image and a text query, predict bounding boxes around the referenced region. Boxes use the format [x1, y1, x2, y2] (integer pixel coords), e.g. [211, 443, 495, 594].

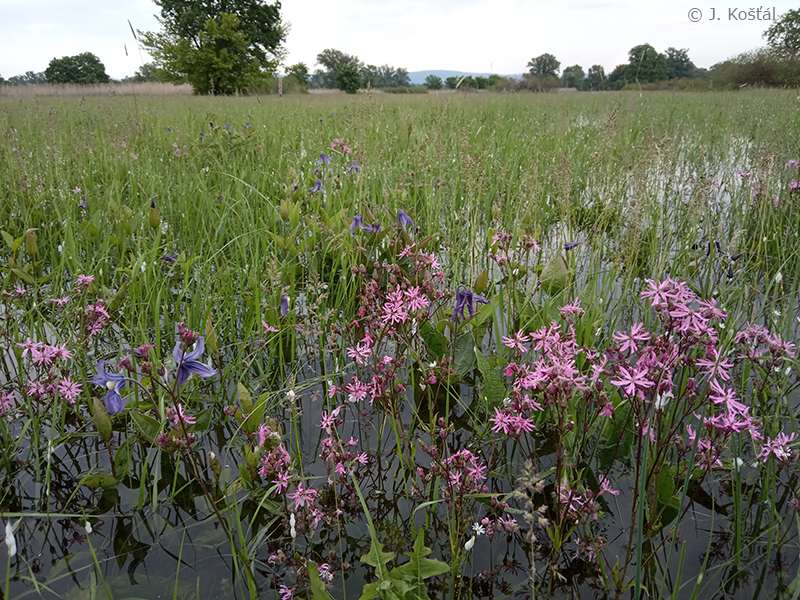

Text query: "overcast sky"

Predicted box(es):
[0, 0, 794, 80]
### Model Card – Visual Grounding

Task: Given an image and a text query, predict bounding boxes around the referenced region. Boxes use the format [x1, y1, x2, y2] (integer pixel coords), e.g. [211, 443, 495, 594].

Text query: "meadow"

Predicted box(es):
[0, 89, 799, 600]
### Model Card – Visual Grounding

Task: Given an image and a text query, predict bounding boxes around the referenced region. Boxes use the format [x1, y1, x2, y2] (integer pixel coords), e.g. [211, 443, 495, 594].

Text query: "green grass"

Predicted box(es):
[1, 89, 799, 599]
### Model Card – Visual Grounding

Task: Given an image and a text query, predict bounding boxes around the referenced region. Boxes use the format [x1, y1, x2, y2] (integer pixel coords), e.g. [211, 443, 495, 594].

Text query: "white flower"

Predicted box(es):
[4, 520, 16, 558]
[286, 390, 296, 403]
[85, 521, 93, 534]
[473, 522, 486, 536]
[655, 391, 673, 411]
[464, 535, 476, 551]
[733, 458, 743, 471]
[289, 513, 296, 539]
[775, 272, 783, 284]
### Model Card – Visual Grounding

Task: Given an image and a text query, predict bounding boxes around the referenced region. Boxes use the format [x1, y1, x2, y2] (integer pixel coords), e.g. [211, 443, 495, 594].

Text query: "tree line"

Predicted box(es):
[2, 6, 799, 93]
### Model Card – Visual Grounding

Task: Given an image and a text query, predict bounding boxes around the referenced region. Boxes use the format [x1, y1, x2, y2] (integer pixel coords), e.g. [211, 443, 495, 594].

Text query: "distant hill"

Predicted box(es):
[408, 70, 523, 85]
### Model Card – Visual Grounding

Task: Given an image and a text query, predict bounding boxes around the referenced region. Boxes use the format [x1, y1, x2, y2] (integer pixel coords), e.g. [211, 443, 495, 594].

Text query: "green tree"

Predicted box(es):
[583, 64, 606, 90]
[444, 76, 458, 89]
[423, 74, 442, 89]
[286, 62, 309, 84]
[335, 63, 361, 94]
[627, 44, 669, 83]
[764, 9, 800, 59]
[140, 0, 285, 93]
[145, 13, 267, 94]
[7, 71, 47, 85]
[130, 62, 163, 82]
[607, 64, 629, 90]
[561, 64, 584, 88]
[315, 48, 361, 88]
[150, 0, 285, 66]
[527, 53, 560, 78]
[45, 53, 110, 84]
[665, 47, 696, 79]
[392, 68, 410, 87]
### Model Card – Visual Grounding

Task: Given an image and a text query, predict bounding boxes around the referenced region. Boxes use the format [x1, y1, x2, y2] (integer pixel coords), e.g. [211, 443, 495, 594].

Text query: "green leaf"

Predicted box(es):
[189, 407, 212, 432]
[308, 562, 335, 600]
[420, 321, 445, 357]
[453, 333, 475, 377]
[238, 382, 253, 414]
[1, 231, 13, 249]
[393, 527, 449, 585]
[243, 392, 270, 434]
[131, 411, 162, 444]
[93, 397, 113, 442]
[361, 538, 395, 583]
[657, 468, 676, 504]
[539, 253, 571, 296]
[474, 347, 506, 404]
[113, 436, 135, 481]
[80, 474, 118, 488]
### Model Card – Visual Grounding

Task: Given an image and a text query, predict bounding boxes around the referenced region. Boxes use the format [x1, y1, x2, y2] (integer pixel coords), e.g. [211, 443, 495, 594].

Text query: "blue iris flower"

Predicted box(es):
[280, 296, 290, 316]
[310, 180, 323, 193]
[318, 152, 332, 165]
[397, 210, 415, 232]
[172, 336, 217, 388]
[451, 287, 490, 322]
[92, 360, 127, 414]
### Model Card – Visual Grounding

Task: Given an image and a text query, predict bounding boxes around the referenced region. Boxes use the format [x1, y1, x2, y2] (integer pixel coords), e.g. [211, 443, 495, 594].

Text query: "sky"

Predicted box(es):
[0, 0, 795, 81]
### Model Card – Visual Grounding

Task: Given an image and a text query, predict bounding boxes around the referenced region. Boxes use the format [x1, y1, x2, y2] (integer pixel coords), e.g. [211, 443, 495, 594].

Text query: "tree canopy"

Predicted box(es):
[45, 53, 110, 84]
[527, 53, 560, 78]
[764, 9, 800, 59]
[561, 65, 584, 88]
[141, 0, 286, 94]
[626, 44, 669, 83]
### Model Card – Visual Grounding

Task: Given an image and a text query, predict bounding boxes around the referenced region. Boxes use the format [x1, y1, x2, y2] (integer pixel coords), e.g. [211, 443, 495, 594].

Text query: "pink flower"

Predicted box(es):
[613, 322, 650, 354]
[287, 482, 318, 510]
[261, 321, 278, 333]
[501, 331, 529, 352]
[610, 366, 654, 398]
[757, 432, 796, 464]
[696, 349, 733, 382]
[58, 378, 82, 403]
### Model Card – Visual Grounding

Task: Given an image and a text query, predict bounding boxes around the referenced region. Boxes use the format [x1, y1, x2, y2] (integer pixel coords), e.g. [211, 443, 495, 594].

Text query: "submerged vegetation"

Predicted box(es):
[0, 90, 799, 599]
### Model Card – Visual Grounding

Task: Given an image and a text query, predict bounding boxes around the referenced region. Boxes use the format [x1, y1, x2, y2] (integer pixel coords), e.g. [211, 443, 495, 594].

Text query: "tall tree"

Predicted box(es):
[285, 62, 309, 84]
[140, 0, 286, 94]
[665, 47, 696, 79]
[527, 53, 560, 78]
[315, 49, 362, 89]
[335, 63, 361, 94]
[627, 44, 669, 83]
[7, 71, 47, 85]
[583, 64, 606, 90]
[444, 76, 458, 89]
[561, 64, 584, 88]
[764, 9, 800, 59]
[423, 75, 443, 90]
[45, 53, 110, 84]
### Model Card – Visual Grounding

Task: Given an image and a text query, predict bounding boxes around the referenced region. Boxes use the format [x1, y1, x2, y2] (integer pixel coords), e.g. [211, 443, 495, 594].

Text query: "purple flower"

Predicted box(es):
[200, 132, 206, 139]
[350, 215, 364, 237]
[451, 287, 490, 322]
[345, 161, 360, 174]
[167, 126, 173, 133]
[310, 180, 323, 193]
[397, 210, 415, 232]
[78, 197, 88, 214]
[350, 215, 381, 236]
[280, 296, 290, 316]
[245, 122, 251, 128]
[317, 152, 332, 165]
[172, 337, 216, 388]
[92, 360, 127, 414]
[564, 242, 580, 251]
[161, 253, 178, 264]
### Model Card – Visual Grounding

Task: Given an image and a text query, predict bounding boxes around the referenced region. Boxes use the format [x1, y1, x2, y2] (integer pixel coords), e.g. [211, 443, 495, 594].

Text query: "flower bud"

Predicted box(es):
[25, 228, 37, 256]
[149, 200, 160, 229]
